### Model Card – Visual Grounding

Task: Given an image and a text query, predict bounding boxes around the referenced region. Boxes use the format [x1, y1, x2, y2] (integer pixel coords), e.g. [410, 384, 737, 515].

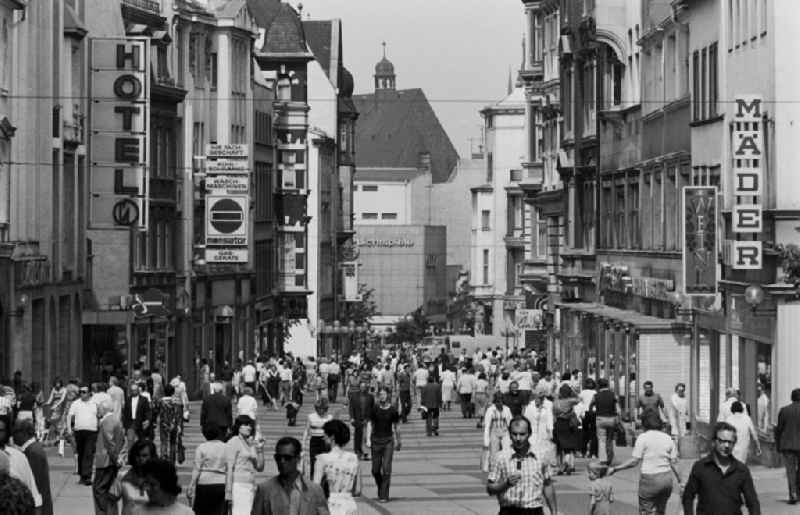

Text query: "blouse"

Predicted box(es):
[308, 413, 332, 438]
[193, 440, 227, 485]
[313, 448, 359, 494]
[120, 470, 149, 515]
[225, 436, 261, 493]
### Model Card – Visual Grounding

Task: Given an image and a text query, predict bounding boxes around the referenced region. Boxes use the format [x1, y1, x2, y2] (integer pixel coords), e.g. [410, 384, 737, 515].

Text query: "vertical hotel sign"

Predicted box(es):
[683, 186, 718, 295]
[89, 38, 149, 230]
[731, 95, 763, 269]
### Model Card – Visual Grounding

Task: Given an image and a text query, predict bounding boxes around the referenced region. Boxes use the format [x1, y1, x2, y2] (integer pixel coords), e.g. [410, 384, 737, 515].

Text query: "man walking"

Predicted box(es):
[107, 377, 125, 420]
[327, 359, 341, 404]
[366, 386, 401, 503]
[396, 363, 412, 423]
[421, 375, 442, 436]
[682, 421, 761, 514]
[68, 385, 99, 485]
[200, 382, 232, 439]
[775, 388, 800, 504]
[122, 383, 151, 448]
[413, 365, 428, 408]
[638, 380, 666, 424]
[251, 437, 329, 515]
[348, 380, 374, 460]
[93, 400, 125, 515]
[12, 419, 52, 515]
[486, 415, 558, 515]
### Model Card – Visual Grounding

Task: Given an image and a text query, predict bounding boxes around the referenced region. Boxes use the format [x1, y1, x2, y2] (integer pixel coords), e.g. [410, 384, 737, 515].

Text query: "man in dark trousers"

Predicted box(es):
[349, 379, 374, 460]
[396, 364, 412, 423]
[122, 383, 151, 448]
[13, 418, 52, 515]
[200, 381, 232, 439]
[421, 375, 442, 436]
[775, 388, 800, 504]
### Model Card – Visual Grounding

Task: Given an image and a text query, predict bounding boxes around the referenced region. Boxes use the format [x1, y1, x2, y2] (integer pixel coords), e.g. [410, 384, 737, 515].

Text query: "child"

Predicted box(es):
[587, 461, 613, 515]
[285, 380, 304, 426]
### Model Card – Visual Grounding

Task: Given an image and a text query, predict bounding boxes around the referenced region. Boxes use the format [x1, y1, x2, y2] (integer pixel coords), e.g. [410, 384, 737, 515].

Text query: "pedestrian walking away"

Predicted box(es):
[682, 421, 761, 514]
[13, 418, 53, 515]
[775, 387, 800, 504]
[187, 425, 227, 515]
[421, 375, 442, 436]
[313, 420, 361, 515]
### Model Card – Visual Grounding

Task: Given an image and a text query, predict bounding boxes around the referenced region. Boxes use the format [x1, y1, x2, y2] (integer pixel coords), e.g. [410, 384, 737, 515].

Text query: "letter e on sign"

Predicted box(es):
[733, 205, 762, 233]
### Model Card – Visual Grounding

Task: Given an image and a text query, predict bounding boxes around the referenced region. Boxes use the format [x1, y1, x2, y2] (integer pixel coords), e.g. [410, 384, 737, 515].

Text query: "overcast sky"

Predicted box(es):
[297, 0, 524, 158]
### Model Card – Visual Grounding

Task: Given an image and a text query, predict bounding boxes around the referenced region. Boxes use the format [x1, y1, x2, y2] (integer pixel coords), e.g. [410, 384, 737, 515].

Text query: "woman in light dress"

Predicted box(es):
[440, 366, 456, 411]
[313, 419, 361, 515]
[303, 398, 334, 478]
[225, 415, 265, 515]
[727, 400, 762, 463]
[45, 378, 66, 448]
[473, 372, 490, 428]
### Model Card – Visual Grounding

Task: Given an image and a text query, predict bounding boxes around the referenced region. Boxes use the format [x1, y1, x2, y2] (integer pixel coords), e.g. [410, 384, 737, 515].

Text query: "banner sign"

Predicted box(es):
[206, 158, 249, 174]
[683, 186, 718, 295]
[731, 94, 763, 269]
[206, 144, 248, 158]
[89, 38, 149, 230]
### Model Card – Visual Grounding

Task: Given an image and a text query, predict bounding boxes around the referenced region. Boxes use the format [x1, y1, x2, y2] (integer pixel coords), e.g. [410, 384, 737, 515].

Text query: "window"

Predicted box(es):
[692, 43, 718, 121]
[361, 213, 378, 220]
[361, 185, 378, 192]
[629, 181, 640, 249]
[601, 183, 612, 247]
[614, 182, 626, 248]
[482, 249, 490, 284]
[255, 162, 273, 221]
[1, 18, 9, 92]
[481, 210, 491, 231]
[210, 53, 218, 89]
[486, 152, 493, 183]
[176, 28, 185, 87]
[381, 213, 397, 220]
[563, 67, 573, 133]
[536, 214, 548, 258]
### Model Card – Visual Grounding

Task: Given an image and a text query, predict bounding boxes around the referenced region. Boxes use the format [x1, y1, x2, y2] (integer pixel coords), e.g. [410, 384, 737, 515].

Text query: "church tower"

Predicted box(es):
[374, 42, 395, 91]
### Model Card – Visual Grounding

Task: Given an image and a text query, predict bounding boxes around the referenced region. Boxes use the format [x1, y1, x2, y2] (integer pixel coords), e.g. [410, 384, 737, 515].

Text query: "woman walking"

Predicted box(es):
[303, 398, 334, 478]
[187, 426, 227, 515]
[473, 372, 490, 428]
[313, 420, 361, 514]
[139, 458, 193, 514]
[225, 415, 265, 515]
[121, 439, 157, 515]
[727, 400, 761, 463]
[265, 364, 280, 411]
[608, 412, 682, 514]
[440, 367, 455, 411]
[553, 382, 581, 474]
[45, 379, 66, 448]
[483, 392, 513, 468]
[158, 384, 184, 464]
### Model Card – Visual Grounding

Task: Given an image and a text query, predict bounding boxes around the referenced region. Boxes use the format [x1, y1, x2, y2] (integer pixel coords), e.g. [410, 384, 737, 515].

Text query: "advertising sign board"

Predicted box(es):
[683, 186, 718, 295]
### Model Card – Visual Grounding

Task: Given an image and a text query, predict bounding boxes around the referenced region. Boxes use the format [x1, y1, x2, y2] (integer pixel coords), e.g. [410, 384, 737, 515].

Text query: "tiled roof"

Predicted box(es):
[215, 0, 247, 19]
[303, 20, 332, 76]
[352, 89, 458, 184]
[248, 0, 308, 55]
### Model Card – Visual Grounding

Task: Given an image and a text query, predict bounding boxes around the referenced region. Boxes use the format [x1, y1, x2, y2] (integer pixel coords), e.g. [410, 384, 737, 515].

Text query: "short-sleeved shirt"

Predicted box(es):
[638, 393, 664, 416]
[370, 405, 399, 439]
[487, 448, 551, 509]
[631, 429, 678, 475]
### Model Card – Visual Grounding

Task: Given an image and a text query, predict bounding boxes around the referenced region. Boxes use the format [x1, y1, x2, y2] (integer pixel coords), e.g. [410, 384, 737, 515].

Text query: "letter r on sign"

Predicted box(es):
[732, 241, 762, 270]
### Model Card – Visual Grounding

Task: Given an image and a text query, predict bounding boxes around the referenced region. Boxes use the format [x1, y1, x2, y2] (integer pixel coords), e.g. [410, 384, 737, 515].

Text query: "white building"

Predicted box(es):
[471, 87, 527, 339]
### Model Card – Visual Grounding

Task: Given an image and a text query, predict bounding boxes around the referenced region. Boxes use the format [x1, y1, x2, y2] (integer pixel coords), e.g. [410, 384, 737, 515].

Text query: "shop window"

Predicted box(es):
[756, 341, 772, 432]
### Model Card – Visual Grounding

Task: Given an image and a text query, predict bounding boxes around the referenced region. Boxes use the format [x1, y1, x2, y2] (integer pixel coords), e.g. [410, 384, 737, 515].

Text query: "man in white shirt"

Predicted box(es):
[669, 382, 689, 439]
[107, 376, 125, 420]
[0, 415, 42, 508]
[327, 361, 341, 404]
[242, 360, 258, 391]
[67, 385, 98, 484]
[237, 386, 258, 422]
[457, 368, 478, 418]
[413, 366, 429, 408]
[278, 363, 293, 404]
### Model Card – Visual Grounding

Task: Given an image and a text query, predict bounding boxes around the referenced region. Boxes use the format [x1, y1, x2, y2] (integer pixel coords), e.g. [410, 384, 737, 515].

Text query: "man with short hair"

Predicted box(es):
[670, 383, 689, 440]
[107, 376, 125, 420]
[200, 382, 232, 439]
[413, 365, 429, 408]
[682, 421, 761, 514]
[638, 380, 666, 424]
[348, 380, 374, 460]
[68, 385, 98, 485]
[251, 437, 329, 515]
[12, 418, 50, 515]
[241, 360, 257, 392]
[327, 360, 341, 404]
[122, 383, 151, 447]
[503, 381, 527, 417]
[396, 363, 412, 423]
[93, 400, 125, 515]
[775, 388, 800, 504]
[421, 375, 442, 436]
[717, 388, 741, 422]
[486, 415, 558, 514]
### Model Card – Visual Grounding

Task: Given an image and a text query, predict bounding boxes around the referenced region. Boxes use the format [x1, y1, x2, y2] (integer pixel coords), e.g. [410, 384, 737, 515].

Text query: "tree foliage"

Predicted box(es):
[391, 306, 428, 345]
[448, 278, 476, 335]
[339, 284, 380, 325]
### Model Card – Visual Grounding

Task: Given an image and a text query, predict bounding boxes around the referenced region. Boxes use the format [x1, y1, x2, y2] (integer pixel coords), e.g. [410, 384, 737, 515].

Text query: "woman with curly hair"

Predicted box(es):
[225, 415, 265, 515]
[313, 419, 361, 515]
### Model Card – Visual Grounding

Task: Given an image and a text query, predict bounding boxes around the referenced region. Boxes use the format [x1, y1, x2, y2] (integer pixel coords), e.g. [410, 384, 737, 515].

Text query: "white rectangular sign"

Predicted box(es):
[206, 158, 250, 174]
[205, 247, 248, 263]
[731, 94, 763, 269]
[732, 241, 762, 269]
[206, 175, 249, 195]
[206, 144, 248, 158]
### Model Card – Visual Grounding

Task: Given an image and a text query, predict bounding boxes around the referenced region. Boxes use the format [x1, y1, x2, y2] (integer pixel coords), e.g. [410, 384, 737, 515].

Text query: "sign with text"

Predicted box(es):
[204, 144, 250, 263]
[205, 195, 248, 245]
[205, 247, 248, 263]
[731, 94, 763, 269]
[206, 175, 249, 195]
[206, 144, 248, 158]
[341, 261, 360, 301]
[206, 158, 249, 174]
[682, 186, 718, 295]
[89, 38, 149, 230]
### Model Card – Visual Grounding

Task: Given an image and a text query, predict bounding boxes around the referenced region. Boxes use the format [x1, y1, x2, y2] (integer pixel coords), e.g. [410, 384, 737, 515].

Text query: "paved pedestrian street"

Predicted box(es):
[50, 400, 793, 514]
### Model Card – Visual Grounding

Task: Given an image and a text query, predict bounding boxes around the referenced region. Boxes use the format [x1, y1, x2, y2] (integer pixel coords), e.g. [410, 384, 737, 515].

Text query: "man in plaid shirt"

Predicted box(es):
[486, 415, 558, 515]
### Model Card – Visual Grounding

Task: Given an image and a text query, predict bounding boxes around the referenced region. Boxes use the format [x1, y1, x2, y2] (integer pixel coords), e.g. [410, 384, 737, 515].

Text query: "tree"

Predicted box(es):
[391, 306, 428, 346]
[447, 278, 476, 335]
[339, 284, 380, 325]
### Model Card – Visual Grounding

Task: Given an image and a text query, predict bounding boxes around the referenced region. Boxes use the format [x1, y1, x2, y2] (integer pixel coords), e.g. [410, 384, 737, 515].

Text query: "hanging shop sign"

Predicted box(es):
[731, 94, 763, 269]
[341, 261, 360, 302]
[206, 247, 249, 263]
[206, 195, 248, 245]
[89, 38, 149, 230]
[206, 158, 249, 174]
[206, 144, 248, 158]
[204, 144, 250, 263]
[357, 238, 415, 248]
[682, 186, 718, 295]
[516, 309, 543, 330]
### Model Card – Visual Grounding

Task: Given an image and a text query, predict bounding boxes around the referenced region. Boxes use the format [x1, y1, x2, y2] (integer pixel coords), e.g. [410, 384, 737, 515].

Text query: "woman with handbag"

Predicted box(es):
[187, 425, 227, 515]
[225, 415, 265, 515]
[553, 381, 581, 474]
[158, 384, 184, 465]
[313, 419, 361, 515]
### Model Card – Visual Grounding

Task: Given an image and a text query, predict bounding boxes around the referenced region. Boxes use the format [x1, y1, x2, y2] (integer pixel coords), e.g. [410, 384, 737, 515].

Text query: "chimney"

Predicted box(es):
[418, 151, 431, 173]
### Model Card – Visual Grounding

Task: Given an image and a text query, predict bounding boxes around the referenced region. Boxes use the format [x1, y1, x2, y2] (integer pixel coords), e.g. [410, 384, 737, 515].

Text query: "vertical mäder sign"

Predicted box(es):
[731, 95, 763, 269]
[683, 186, 718, 295]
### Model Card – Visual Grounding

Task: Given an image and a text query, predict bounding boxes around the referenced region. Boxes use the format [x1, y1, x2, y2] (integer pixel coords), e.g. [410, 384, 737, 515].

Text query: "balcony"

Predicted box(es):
[518, 61, 544, 86]
[274, 193, 309, 228]
[123, 0, 160, 13]
[62, 105, 84, 144]
[504, 229, 528, 249]
[519, 161, 544, 194]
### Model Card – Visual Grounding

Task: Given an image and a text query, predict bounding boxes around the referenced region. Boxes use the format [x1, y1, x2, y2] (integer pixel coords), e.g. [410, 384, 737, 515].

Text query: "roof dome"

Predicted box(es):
[339, 67, 354, 97]
[375, 56, 394, 76]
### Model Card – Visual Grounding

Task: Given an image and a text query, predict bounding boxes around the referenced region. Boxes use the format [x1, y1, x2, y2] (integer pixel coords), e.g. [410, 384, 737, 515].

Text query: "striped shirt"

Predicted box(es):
[488, 448, 551, 509]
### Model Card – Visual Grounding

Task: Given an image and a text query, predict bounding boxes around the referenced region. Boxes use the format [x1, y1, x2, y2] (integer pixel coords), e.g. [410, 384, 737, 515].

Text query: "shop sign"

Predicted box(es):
[357, 238, 414, 248]
[731, 94, 763, 269]
[206, 158, 249, 174]
[205, 247, 248, 263]
[89, 38, 149, 231]
[516, 308, 543, 330]
[631, 277, 675, 301]
[206, 175, 249, 195]
[341, 261, 360, 301]
[598, 263, 632, 294]
[683, 186, 718, 295]
[206, 144, 248, 158]
[205, 195, 248, 245]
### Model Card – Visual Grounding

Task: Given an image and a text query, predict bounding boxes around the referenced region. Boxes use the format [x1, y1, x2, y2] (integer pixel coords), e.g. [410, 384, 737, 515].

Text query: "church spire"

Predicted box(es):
[374, 41, 396, 92]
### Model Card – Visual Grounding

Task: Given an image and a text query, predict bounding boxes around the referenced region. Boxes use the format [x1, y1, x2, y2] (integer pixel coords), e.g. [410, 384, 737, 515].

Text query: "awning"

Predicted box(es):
[554, 301, 688, 334]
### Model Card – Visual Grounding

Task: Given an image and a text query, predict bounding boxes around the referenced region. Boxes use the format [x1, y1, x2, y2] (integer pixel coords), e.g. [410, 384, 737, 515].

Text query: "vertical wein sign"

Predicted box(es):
[683, 186, 718, 295]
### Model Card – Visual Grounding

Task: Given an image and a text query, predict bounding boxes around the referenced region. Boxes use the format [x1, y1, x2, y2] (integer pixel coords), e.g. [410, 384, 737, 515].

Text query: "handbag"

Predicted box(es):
[108, 467, 127, 502]
[480, 448, 490, 472]
[615, 420, 628, 446]
[177, 443, 186, 464]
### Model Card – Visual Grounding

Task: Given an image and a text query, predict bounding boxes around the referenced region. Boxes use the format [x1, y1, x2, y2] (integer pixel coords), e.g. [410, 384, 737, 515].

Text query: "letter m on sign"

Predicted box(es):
[734, 95, 762, 122]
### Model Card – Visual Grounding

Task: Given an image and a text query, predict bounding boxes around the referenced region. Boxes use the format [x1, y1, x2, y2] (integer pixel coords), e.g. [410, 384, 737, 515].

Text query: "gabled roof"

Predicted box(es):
[303, 20, 332, 76]
[246, 0, 281, 29]
[352, 88, 458, 184]
[248, 0, 310, 56]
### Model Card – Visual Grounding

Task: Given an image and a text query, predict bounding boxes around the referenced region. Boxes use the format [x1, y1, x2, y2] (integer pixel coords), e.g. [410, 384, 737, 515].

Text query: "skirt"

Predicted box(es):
[231, 482, 255, 515]
[328, 491, 358, 515]
[638, 471, 673, 514]
[193, 483, 226, 515]
[554, 418, 581, 452]
[309, 435, 327, 477]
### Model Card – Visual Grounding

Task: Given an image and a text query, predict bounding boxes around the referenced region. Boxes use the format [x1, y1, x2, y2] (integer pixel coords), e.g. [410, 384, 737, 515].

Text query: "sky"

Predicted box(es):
[297, 0, 524, 158]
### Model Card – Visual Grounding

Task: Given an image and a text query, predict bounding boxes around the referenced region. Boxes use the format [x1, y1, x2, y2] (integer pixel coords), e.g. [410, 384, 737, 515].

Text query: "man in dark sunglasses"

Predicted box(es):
[251, 436, 329, 515]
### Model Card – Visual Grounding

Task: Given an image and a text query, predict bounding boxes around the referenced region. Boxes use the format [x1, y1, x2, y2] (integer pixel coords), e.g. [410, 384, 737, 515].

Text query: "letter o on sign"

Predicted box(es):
[113, 74, 142, 99]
